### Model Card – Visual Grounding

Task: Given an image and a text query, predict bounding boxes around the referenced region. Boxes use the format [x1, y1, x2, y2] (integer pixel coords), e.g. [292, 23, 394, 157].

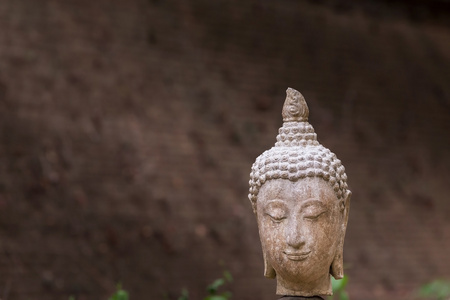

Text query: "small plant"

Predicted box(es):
[417, 279, 450, 300]
[204, 270, 233, 300]
[178, 288, 189, 300]
[328, 275, 349, 300]
[176, 270, 233, 300]
[67, 284, 129, 300]
[108, 284, 129, 300]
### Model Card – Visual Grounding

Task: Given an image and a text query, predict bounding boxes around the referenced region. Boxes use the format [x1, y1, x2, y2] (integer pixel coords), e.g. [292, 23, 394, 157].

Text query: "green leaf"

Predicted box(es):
[339, 290, 350, 300]
[332, 275, 348, 292]
[178, 288, 189, 300]
[117, 290, 129, 300]
[419, 280, 450, 299]
[204, 296, 228, 300]
[207, 278, 225, 294]
[223, 271, 233, 283]
[108, 286, 129, 300]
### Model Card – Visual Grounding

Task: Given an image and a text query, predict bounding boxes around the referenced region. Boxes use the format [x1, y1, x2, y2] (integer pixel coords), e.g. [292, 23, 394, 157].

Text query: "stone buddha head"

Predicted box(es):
[249, 88, 351, 297]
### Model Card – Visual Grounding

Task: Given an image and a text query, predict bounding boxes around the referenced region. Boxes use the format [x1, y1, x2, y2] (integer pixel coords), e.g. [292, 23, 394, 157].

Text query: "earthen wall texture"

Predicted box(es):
[0, 1, 449, 299]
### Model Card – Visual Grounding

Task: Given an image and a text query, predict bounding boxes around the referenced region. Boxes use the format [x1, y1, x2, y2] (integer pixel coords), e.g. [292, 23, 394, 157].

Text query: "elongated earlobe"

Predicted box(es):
[330, 251, 344, 279]
[264, 252, 276, 278]
[331, 190, 351, 279]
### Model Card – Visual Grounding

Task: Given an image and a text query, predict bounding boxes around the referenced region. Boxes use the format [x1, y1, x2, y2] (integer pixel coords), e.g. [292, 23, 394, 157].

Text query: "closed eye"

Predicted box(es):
[303, 210, 326, 220]
[301, 199, 328, 220]
[264, 200, 288, 223]
[266, 213, 286, 223]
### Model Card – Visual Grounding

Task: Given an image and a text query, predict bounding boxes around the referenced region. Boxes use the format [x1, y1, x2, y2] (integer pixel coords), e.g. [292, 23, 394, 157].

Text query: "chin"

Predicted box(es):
[276, 260, 329, 284]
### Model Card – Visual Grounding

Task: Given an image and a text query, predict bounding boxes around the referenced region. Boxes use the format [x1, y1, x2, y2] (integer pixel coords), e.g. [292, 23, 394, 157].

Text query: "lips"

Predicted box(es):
[284, 250, 311, 261]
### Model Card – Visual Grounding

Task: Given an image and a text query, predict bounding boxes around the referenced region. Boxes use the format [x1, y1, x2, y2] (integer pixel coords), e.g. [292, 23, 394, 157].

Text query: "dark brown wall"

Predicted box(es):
[0, 1, 449, 299]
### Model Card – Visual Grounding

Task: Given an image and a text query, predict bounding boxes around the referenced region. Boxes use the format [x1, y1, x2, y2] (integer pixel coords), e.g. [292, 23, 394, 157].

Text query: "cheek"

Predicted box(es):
[259, 219, 285, 249]
[263, 220, 283, 238]
[312, 215, 341, 248]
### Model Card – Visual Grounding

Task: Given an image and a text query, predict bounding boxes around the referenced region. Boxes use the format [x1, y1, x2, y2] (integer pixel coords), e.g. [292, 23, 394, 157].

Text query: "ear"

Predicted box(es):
[342, 190, 351, 227]
[263, 252, 276, 278]
[330, 190, 351, 279]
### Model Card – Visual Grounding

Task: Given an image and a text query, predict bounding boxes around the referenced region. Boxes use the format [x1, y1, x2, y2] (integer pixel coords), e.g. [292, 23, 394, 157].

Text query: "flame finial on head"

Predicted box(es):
[282, 88, 309, 122]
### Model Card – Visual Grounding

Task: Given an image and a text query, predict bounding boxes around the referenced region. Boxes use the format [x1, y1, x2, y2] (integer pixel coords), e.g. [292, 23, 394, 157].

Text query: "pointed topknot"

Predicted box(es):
[282, 87, 309, 122]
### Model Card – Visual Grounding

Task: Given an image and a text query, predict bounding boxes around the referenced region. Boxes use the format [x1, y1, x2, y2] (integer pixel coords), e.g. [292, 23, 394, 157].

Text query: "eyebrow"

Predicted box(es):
[300, 198, 326, 209]
[264, 199, 287, 207]
[266, 199, 286, 204]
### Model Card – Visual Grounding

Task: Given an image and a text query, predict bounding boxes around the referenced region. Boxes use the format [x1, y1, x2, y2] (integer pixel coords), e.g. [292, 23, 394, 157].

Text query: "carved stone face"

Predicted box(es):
[256, 177, 349, 296]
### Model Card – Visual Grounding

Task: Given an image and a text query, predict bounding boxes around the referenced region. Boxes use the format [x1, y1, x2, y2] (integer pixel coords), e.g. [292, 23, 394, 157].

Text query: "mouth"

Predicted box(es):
[283, 250, 311, 261]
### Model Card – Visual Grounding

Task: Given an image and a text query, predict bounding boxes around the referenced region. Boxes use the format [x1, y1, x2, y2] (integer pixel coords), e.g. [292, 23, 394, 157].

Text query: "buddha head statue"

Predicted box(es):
[248, 88, 351, 297]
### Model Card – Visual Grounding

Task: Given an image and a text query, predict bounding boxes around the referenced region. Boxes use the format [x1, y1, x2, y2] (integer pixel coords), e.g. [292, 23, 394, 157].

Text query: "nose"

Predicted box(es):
[285, 219, 306, 248]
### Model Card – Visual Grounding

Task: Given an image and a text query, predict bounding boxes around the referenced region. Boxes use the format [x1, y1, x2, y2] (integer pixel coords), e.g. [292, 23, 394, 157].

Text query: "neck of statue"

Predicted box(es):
[276, 273, 332, 297]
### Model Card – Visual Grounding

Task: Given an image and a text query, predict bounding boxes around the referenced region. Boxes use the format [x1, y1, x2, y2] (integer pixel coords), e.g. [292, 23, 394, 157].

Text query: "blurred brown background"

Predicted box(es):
[0, 0, 450, 299]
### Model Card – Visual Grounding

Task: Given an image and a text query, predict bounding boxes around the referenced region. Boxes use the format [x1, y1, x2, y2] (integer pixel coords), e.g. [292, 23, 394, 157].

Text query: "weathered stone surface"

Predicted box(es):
[249, 88, 351, 297]
[279, 296, 324, 300]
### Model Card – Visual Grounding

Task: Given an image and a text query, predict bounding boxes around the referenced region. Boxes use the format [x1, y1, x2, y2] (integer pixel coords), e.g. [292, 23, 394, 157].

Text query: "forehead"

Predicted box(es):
[257, 177, 336, 203]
